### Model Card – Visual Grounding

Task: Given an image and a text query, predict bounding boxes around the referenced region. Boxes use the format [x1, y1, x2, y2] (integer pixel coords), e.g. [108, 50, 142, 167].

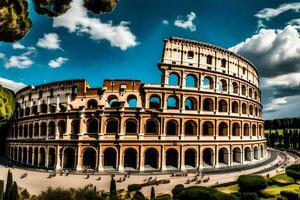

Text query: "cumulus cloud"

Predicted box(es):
[12, 42, 26, 50]
[0, 77, 27, 92]
[174, 12, 196, 32]
[255, 2, 300, 20]
[0, 53, 5, 59]
[52, 0, 138, 50]
[230, 25, 300, 78]
[162, 20, 169, 25]
[48, 57, 69, 68]
[37, 33, 61, 50]
[5, 56, 34, 69]
[264, 97, 288, 112]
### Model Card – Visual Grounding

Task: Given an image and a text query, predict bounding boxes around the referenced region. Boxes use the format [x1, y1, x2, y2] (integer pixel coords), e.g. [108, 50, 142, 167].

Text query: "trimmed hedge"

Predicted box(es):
[280, 190, 299, 200]
[128, 184, 142, 192]
[154, 194, 172, 200]
[286, 164, 300, 183]
[237, 175, 267, 193]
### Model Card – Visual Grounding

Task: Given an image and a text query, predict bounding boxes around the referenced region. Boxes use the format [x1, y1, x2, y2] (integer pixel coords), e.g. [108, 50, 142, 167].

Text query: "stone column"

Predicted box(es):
[180, 146, 185, 171]
[56, 150, 62, 170]
[215, 145, 218, 168]
[118, 146, 124, 171]
[161, 147, 167, 171]
[140, 146, 145, 171]
[98, 146, 104, 172]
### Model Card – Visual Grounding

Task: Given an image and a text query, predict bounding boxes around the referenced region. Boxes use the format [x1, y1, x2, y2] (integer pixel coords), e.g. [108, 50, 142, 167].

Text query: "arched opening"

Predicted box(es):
[254, 91, 258, 100]
[254, 147, 259, 160]
[34, 123, 39, 137]
[218, 148, 229, 165]
[219, 79, 227, 92]
[244, 124, 250, 136]
[207, 55, 213, 64]
[108, 95, 119, 108]
[185, 120, 197, 136]
[203, 76, 213, 89]
[242, 85, 246, 96]
[166, 120, 177, 135]
[125, 119, 138, 134]
[104, 148, 117, 170]
[252, 124, 257, 136]
[187, 51, 194, 59]
[167, 96, 179, 109]
[22, 147, 27, 164]
[244, 147, 251, 161]
[48, 121, 55, 137]
[87, 99, 98, 108]
[106, 119, 119, 134]
[144, 148, 159, 170]
[185, 149, 196, 168]
[127, 95, 137, 108]
[39, 148, 46, 167]
[83, 148, 97, 170]
[48, 148, 56, 168]
[255, 107, 259, 117]
[203, 98, 214, 111]
[203, 121, 213, 136]
[58, 120, 66, 136]
[14, 147, 17, 161]
[168, 72, 180, 86]
[185, 97, 197, 110]
[233, 148, 242, 163]
[29, 124, 33, 138]
[221, 58, 226, 68]
[186, 74, 197, 88]
[242, 103, 247, 114]
[25, 107, 30, 116]
[34, 148, 38, 165]
[249, 88, 253, 98]
[24, 124, 28, 138]
[232, 82, 238, 94]
[124, 148, 138, 170]
[232, 123, 240, 136]
[71, 120, 80, 134]
[249, 105, 254, 115]
[232, 101, 239, 113]
[203, 148, 214, 166]
[18, 125, 23, 138]
[218, 100, 228, 112]
[259, 125, 262, 136]
[166, 149, 178, 169]
[63, 148, 75, 169]
[219, 122, 228, 136]
[28, 147, 33, 165]
[14, 127, 17, 138]
[145, 120, 158, 134]
[40, 104, 47, 113]
[87, 118, 98, 133]
[149, 95, 161, 109]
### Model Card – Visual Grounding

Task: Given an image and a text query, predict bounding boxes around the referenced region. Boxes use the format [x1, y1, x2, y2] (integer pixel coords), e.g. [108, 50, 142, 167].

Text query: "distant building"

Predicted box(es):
[5, 37, 265, 172]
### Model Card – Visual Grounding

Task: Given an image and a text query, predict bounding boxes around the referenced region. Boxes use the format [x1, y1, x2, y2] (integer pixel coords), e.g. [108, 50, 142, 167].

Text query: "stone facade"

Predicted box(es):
[5, 37, 266, 172]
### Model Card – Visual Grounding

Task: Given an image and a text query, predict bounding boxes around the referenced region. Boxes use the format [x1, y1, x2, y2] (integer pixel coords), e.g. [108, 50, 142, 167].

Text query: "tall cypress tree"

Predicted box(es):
[150, 187, 155, 200]
[8, 182, 18, 200]
[109, 176, 117, 200]
[0, 180, 4, 200]
[4, 170, 13, 200]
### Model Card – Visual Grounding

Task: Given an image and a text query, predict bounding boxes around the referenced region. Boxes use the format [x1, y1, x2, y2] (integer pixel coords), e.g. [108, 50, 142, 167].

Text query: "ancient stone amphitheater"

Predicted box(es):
[5, 37, 266, 172]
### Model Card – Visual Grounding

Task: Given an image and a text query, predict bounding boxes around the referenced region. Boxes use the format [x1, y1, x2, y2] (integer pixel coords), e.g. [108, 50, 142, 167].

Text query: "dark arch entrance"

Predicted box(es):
[48, 148, 56, 168]
[63, 148, 75, 169]
[166, 149, 178, 169]
[185, 149, 196, 168]
[124, 148, 137, 169]
[104, 148, 117, 170]
[233, 148, 242, 163]
[39, 148, 46, 167]
[144, 148, 159, 170]
[203, 148, 214, 166]
[218, 148, 229, 165]
[83, 148, 97, 170]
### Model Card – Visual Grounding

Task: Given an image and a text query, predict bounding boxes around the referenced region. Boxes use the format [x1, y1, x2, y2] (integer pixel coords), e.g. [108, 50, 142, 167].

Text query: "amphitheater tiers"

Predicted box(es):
[5, 37, 266, 172]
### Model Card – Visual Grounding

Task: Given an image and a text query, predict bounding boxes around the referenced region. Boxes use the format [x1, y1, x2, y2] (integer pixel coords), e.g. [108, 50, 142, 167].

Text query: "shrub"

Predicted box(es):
[237, 175, 267, 193]
[128, 184, 142, 192]
[172, 184, 184, 199]
[240, 192, 257, 200]
[131, 191, 146, 200]
[286, 164, 300, 183]
[150, 187, 155, 200]
[154, 194, 172, 200]
[280, 190, 299, 200]
[109, 176, 117, 199]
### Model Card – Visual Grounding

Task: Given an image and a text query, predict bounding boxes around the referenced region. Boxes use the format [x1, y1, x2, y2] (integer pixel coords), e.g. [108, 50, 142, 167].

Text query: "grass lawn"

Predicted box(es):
[268, 173, 295, 184]
[261, 184, 300, 197]
[264, 129, 300, 135]
[215, 184, 239, 194]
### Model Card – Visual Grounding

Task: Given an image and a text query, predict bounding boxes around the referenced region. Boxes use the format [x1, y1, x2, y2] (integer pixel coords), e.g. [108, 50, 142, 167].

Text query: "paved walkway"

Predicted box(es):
[0, 149, 295, 198]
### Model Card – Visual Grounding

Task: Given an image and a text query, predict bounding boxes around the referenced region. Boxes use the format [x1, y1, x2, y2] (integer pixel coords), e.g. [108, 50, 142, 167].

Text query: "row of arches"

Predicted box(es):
[8, 145, 266, 170]
[10, 118, 263, 138]
[167, 72, 259, 100]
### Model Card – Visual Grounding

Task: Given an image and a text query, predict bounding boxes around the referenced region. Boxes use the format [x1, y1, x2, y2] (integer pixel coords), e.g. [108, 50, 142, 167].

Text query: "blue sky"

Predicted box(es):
[1, 0, 300, 119]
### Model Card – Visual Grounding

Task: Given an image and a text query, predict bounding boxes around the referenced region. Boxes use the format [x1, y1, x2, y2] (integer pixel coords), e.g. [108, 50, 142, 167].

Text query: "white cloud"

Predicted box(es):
[162, 20, 169, 25]
[229, 25, 300, 77]
[262, 72, 300, 87]
[255, 3, 300, 20]
[52, 0, 138, 51]
[265, 97, 288, 112]
[48, 57, 69, 68]
[5, 55, 34, 69]
[174, 12, 196, 32]
[0, 53, 5, 59]
[0, 77, 27, 92]
[37, 33, 61, 50]
[12, 42, 26, 50]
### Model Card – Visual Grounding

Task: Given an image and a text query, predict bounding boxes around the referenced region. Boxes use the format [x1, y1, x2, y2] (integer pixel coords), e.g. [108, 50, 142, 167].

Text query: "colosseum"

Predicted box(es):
[5, 37, 266, 173]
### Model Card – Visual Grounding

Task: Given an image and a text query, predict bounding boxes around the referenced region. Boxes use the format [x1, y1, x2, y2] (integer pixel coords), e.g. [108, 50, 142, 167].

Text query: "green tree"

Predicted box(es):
[237, 175, 267, 193]
[150, 187, 155, 200]
[8, 182, 18, 200]
[0, 180, 4, 200]
[286, 164, 300, 183]
[109, 176, 117, 200]
[4, 170, 13, 200]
